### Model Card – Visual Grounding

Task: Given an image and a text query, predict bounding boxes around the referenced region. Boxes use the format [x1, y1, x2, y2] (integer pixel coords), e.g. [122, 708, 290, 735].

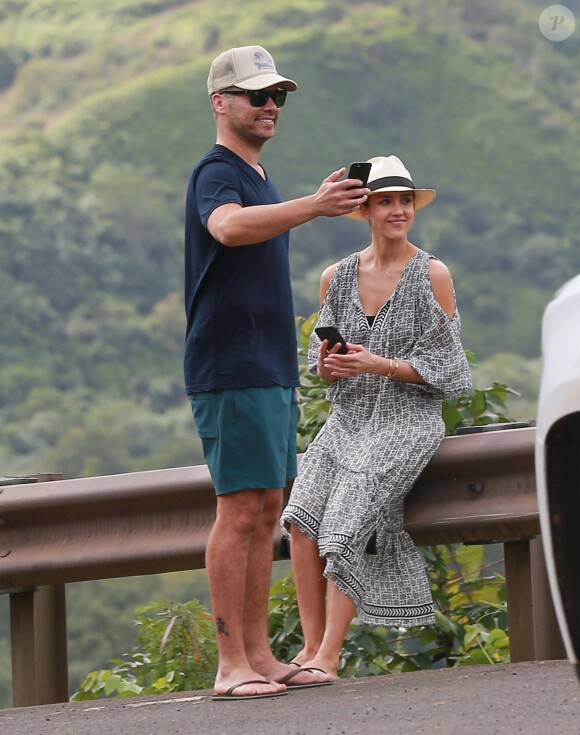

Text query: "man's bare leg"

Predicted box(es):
[289, 524, 327, 664]
[243, 490, 331, 686]
[207, 488, 285, 696]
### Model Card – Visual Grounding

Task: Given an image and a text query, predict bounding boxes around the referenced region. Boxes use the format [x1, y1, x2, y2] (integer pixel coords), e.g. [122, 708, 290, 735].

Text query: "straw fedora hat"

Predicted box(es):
[348, 155, 436, 220]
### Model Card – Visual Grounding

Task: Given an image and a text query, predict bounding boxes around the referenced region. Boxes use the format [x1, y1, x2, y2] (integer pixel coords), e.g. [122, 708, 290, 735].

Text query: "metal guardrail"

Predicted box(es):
[0, 426, 565, 707]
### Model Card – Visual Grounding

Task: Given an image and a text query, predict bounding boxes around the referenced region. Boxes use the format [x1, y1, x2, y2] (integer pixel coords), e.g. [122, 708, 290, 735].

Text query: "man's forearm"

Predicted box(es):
[208, 172, 368, 247]
[209, 196, 319, 247]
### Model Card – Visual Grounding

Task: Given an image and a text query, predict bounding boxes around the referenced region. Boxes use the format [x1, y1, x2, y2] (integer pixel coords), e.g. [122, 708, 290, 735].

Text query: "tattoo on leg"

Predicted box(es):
[216, 616, 229, 637]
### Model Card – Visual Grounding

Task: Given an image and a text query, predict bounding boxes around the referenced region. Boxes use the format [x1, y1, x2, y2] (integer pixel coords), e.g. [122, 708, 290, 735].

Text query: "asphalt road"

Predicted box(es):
[0, 660, 578, 735]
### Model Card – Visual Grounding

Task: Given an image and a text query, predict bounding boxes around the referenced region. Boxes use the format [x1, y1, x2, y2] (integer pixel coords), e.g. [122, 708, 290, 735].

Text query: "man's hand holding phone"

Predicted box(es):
[310, 163, 370, 218]
[343, 161, 371, 215]
[346, 161, 372, 190]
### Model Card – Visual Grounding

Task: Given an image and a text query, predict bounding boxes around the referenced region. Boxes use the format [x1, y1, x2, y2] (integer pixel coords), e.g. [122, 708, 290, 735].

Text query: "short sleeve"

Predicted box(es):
[404, 288, 472, 400]
[194, 160, 243, 227]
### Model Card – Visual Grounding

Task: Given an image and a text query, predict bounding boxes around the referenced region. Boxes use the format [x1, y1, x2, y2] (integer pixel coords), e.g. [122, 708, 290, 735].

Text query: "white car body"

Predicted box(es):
[535, 273, 580, 670]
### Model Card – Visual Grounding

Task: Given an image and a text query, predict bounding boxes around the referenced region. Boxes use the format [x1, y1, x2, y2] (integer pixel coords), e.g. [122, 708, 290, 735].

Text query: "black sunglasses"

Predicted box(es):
[220, 88, 287, 108]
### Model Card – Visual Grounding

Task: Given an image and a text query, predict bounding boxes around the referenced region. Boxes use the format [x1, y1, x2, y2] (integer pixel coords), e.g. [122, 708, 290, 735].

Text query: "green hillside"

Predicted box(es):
[1, 0, 580, 707]
[1, 0, 580, 476]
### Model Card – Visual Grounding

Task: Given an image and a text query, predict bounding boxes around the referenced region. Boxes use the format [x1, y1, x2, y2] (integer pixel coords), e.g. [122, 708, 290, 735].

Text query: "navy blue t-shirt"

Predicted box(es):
[184, 145, 300, 393]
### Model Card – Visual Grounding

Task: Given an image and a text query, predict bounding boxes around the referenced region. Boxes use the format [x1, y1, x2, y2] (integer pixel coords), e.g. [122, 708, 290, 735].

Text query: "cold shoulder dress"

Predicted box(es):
[281, 249, 472, 627]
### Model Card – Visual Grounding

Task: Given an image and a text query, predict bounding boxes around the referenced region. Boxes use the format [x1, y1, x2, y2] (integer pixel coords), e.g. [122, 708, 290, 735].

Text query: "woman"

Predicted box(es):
[281, 155, 472, 678]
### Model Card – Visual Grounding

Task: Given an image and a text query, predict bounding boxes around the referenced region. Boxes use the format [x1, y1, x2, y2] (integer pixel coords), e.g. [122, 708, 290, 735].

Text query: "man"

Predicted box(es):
[184, 45, 368, 700]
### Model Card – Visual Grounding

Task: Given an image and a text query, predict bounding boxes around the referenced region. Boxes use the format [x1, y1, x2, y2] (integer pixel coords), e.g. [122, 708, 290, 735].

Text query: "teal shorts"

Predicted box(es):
[189, 386, 298, 495]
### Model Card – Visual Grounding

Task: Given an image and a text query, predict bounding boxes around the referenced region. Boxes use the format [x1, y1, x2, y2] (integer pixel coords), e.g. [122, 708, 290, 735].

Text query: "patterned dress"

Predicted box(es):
[281, 249, 472, 627]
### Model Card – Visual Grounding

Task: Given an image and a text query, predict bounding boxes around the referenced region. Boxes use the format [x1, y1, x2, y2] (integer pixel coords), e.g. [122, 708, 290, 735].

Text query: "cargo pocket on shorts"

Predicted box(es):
[189, 393, 218, 439]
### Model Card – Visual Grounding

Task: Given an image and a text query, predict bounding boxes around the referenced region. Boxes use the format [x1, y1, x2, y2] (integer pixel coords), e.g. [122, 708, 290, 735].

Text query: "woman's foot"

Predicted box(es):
[288, 646, 321, 667]
[302, 654, 339, 680]
[259, 660, 332, 688]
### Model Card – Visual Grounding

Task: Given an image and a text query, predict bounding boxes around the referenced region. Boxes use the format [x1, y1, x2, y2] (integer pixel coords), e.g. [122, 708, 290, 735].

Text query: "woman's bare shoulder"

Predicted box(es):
[427, 256, 455, 316]
[319, 262, 340, 304]
[427, 256, 452, 282]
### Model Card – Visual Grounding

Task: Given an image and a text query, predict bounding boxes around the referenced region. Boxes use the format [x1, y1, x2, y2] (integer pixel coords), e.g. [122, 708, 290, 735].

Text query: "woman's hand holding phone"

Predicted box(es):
[317, 339, 344, 382]
[314, 326, 384, 381]
[323, 343, 385, 379]
[315, 326, 348, 381]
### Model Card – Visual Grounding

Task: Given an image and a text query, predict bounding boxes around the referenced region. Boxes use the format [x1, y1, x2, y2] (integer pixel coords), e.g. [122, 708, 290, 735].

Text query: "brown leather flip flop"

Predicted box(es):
[212, 679, 288, 701]
[277, 666, 333, 690]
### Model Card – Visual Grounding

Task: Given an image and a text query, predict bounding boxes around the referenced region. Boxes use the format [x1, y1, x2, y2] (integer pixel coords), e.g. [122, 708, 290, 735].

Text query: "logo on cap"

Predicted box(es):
[254, 50, 275, 71]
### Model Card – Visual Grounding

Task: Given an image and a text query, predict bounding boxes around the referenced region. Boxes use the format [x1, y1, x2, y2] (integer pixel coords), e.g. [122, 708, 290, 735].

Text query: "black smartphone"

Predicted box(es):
[314, 326, 348, 354]
[347, 161, 372, 189]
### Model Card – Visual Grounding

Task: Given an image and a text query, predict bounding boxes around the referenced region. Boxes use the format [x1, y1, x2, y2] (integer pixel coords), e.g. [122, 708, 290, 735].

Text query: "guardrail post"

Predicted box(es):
[2, 473, 68, 706]
[530, 537, 567, 661]
[34, 584, 69, 703]
[9, 589, 38, 707]
[504, 539, 535, 662]
[504, 537, 567, 662]
[9, 585, 68, 706]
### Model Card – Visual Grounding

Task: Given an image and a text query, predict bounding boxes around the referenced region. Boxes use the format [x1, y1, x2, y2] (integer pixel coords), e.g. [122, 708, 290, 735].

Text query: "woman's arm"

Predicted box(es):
[428, 258, 456, 317]
[323, 344, 426, 383]
[319, 263, 339, 305]
[315, 263, 341, 382]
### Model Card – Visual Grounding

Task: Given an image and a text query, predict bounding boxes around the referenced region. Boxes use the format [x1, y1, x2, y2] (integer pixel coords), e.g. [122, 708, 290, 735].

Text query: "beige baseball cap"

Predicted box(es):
[207, 45, 298, 95]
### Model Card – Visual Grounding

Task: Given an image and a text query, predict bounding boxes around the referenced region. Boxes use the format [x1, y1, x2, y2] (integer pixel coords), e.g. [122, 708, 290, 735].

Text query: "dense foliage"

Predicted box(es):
[1, 0, 579, 477]
[72, 600, 217, 700]
[0, 0, 576, 707]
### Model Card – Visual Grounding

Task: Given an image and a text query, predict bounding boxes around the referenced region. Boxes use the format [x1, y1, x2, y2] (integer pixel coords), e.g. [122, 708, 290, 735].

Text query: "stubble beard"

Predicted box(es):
[229, 114, 277, 148]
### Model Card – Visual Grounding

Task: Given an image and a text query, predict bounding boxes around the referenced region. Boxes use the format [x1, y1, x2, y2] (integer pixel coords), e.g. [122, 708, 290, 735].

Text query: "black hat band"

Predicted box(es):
[369, 176, 415, 191]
